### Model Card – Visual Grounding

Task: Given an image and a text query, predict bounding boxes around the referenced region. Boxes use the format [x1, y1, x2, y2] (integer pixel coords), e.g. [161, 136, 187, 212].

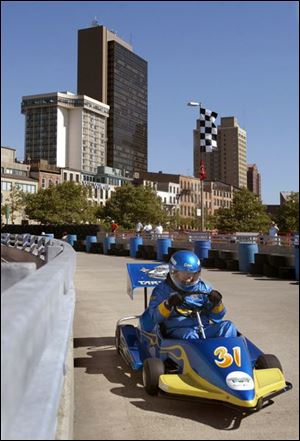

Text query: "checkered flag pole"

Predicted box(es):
[199, 106, 218, 152]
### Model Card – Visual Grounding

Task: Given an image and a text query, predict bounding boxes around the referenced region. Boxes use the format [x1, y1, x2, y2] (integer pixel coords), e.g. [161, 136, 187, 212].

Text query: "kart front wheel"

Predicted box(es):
[115, 326, 121, 353]
[143, 358, 165, 396]
[255, 354, 283, 372]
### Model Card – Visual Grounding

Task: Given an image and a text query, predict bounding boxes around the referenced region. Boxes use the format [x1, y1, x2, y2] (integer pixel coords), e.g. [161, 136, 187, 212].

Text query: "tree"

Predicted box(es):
[97, 183, 167, 229]
[2, 186, 25, 224]
[23, 181, 97, 224]
[276, 192, 299, 232]
[209, 188, 271, 233]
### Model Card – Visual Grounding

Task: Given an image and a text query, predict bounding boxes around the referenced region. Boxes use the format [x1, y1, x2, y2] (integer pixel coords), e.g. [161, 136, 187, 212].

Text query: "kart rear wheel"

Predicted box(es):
[255, 354, 283, 372]
[143, 358, 165, 396]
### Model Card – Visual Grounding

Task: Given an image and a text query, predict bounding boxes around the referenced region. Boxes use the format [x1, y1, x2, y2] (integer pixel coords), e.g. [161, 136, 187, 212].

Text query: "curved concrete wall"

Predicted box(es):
[1, 237, 76, 440]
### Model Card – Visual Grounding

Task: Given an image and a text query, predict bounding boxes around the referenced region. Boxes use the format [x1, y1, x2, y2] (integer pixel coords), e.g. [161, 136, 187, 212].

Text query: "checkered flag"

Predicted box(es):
[199, 107, 218, 152]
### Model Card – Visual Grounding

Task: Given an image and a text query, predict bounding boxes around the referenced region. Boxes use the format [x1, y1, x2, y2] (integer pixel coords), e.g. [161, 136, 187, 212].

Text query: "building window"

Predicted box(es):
[1, 181, 12, 191]
[63, 172, 67, 181]
[70, 173, 73, 181]
[42, 178, 46, 189]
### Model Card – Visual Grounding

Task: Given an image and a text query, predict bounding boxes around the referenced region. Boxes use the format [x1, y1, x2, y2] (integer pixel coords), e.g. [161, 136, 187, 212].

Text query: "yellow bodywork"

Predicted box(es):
[159, 368, 286, 408]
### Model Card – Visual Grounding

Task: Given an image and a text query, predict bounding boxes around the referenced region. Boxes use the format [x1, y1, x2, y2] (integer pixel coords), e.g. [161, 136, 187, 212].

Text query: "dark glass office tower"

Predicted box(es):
[77, 26, 148, 177]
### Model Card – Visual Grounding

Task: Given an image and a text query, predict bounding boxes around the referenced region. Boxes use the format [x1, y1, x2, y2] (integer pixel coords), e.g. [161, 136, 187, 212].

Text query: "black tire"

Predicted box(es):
[255, 354, 283, 372]
[143, 358, 165, 395]
[115, 325, 121, 353]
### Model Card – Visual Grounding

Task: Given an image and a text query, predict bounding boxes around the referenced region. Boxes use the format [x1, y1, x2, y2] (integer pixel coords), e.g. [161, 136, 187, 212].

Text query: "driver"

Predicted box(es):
[148, 250, 237, 339]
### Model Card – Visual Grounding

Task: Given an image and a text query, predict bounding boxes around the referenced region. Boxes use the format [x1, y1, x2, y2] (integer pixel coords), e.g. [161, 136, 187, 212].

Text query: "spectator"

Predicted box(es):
[154, 223, 163, 235]
[258, 231, 265, 245]
[135, 221, 143, 236]
[143, 222, 153, 238]
[268, 221, 279, 244]
[61, 231, 68, 241]
[111, 220, 119, 234]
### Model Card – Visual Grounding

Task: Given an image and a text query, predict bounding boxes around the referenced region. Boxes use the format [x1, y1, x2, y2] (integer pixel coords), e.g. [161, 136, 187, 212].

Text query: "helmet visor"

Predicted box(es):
[171, 269, 201, 286]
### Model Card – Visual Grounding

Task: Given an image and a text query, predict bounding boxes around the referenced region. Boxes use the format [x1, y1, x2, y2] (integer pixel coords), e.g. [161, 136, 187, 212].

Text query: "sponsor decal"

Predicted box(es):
[138, 280, 161, 286]
[140, 264, 169, 280]
[226, 371, 254, 391]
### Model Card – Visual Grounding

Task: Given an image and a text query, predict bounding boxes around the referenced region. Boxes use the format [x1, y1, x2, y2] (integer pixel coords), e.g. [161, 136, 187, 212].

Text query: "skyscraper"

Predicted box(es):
[77, 25, 148, 177]
[247, 163, 261, 199]
[21, 92, 109, 173]
[194, 115, 247, 189]
[217, 117, 247, 188]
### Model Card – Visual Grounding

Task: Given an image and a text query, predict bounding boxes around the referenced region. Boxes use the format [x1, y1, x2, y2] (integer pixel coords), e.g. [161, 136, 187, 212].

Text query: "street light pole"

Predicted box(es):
[187, 101, 205, 231]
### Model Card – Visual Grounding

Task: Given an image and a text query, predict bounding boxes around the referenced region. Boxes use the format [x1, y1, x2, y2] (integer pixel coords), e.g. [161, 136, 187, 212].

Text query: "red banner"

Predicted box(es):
[200, 160, 206, 181]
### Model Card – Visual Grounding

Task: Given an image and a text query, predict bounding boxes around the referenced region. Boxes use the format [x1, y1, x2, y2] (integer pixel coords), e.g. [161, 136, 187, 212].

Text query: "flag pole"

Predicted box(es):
[201, 178, 204, 231]
[199, 103, 205, 231]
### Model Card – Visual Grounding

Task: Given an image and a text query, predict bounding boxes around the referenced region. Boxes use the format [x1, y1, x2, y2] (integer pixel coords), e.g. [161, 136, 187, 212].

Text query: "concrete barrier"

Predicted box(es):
[1, 236, 76, 440]
[1, 262, 37, 293]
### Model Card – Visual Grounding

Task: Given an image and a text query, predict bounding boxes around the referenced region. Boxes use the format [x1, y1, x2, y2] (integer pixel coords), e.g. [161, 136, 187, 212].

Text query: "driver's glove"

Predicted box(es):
[165, 293, 183, 310]
[207, 290, 222, 307]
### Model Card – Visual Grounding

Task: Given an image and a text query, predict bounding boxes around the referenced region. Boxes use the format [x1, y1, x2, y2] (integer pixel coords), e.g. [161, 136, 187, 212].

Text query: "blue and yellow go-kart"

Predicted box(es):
[116, 263, 292, 412]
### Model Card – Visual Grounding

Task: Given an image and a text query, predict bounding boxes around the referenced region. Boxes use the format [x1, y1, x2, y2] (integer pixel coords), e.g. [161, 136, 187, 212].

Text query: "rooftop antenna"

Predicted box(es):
[91, 16, 99, 27]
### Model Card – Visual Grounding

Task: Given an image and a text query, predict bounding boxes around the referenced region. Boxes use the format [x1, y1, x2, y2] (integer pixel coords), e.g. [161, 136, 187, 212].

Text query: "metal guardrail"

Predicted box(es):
[1, 234, 76, 440]
[109, 231, 295, 247]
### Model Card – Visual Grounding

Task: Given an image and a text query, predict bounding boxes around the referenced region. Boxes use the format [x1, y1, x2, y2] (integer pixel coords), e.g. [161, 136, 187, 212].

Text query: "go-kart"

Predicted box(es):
[116, 263, 292, 411]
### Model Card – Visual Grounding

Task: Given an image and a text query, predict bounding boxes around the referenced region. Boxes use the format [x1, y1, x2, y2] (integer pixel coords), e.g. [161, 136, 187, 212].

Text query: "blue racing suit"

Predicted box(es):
[148, 275, 237, 339]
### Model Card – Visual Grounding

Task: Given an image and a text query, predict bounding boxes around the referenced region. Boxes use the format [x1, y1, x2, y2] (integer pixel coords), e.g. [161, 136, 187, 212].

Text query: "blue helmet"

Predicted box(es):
[169, 250, 201, 292]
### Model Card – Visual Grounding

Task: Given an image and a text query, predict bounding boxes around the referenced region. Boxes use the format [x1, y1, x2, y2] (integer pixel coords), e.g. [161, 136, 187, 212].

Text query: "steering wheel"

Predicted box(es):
[174, 299, 206, 317]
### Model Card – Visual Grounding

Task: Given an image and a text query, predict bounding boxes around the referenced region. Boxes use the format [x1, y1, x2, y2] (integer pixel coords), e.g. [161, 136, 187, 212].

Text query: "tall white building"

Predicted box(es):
[21, 92, 109, 173]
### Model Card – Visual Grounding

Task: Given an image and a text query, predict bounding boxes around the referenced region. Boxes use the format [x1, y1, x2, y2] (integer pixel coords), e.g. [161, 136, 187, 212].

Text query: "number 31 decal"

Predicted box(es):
[214, 346, 241, 368]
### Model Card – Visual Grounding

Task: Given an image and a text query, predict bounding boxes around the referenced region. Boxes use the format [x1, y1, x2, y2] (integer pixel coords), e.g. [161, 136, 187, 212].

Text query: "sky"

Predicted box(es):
[1, 1, 299, 204]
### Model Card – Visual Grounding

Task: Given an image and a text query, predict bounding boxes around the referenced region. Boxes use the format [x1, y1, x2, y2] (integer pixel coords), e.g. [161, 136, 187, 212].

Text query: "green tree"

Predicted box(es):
[276, 192, 299, 232]
[209, 188, 271, 233]
[97, 183, 167, 229]
[2, 186, 25, 224]
[23, 181, 97, 224]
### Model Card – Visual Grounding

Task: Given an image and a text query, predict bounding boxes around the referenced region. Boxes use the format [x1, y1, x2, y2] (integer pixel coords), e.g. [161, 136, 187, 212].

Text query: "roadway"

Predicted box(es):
[73, 252, 299, 440]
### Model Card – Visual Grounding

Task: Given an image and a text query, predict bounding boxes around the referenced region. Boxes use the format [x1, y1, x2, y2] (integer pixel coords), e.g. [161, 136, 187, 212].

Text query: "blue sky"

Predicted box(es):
[1, 1, 299, 204]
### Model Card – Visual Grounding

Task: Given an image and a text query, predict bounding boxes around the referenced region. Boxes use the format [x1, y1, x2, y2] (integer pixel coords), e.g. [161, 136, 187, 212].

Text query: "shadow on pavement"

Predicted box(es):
[74, 336, 268, 431]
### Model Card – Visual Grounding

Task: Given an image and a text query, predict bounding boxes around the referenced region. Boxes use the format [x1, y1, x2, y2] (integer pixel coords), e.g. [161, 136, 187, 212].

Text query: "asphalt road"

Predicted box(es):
[73, 253, 299, 440]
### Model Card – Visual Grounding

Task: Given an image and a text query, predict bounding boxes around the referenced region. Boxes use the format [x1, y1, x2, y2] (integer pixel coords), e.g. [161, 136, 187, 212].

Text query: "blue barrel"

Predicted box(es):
[85, 235, 97, 252]
[194, 240, 211, 261]
[295, 245, 299, 281]
[103, 236, 116, 255]
[67, 234, 77, 246]
[238, 242, 258, 272]
[156, 238, 172, 261]
[130, 236, 143, 258]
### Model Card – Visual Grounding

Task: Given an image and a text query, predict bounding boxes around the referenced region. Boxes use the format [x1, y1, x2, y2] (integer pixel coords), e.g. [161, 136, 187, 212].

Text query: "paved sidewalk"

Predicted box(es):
[73, 253, 299, 440]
